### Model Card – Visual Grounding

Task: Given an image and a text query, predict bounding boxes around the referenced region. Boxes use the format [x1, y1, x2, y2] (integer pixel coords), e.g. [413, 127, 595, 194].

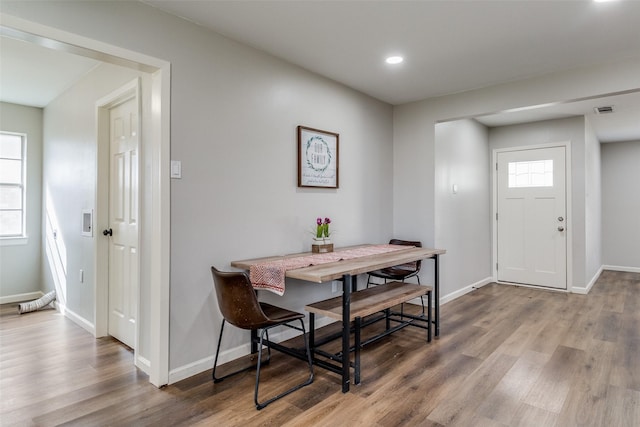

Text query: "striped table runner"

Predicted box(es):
[250, 244, 411, 295]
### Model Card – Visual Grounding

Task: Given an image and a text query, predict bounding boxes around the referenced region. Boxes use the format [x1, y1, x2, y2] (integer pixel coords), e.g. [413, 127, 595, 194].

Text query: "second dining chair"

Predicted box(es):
[210, 266, 314, 410]
[366, 239, 426, 315]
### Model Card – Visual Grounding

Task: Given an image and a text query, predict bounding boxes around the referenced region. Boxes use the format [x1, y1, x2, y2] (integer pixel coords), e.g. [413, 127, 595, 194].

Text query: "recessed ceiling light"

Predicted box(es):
[385, 56, 404, 65]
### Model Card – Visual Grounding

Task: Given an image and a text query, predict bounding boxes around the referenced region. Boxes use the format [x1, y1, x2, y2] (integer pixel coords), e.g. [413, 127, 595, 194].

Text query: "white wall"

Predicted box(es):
[42, 62, 149, 335]
[395, 57, 640, 298]
[584, 118, 602, 282]
[1, 1, 394, 378]
[601, 140, 640, 269]
[435, 119, 491, 299]
[0, 102, 43, 300]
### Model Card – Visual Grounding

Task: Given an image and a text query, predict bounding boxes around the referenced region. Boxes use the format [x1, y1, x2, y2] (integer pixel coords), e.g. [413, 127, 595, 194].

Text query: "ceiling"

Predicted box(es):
[2, 0, 640, 142]
[0, 36, 99, 108]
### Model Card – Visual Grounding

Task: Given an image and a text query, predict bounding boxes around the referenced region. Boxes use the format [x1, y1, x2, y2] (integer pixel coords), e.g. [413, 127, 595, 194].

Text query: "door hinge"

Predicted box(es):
[496, 263, 499, 271]
[496, 163, 498, 171]
[496, 212, 498, 221]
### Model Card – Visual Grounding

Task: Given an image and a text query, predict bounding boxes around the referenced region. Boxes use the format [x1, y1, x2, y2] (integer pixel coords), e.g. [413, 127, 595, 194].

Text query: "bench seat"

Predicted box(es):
[305, 281, 433, 385]
[305, 281, 431, 321]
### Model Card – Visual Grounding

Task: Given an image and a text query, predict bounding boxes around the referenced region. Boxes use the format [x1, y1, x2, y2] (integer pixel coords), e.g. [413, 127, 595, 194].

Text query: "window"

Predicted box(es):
[508, 159, 553, 188]
[0, 132, 26, 238]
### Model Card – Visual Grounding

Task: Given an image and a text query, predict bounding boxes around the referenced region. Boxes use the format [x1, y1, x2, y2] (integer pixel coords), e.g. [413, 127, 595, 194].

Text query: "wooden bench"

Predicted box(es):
[305, 281, 432, 385]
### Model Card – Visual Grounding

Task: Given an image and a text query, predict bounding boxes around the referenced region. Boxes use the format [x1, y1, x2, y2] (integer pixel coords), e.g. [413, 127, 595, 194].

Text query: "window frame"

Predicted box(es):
[0, 131, 27, 240]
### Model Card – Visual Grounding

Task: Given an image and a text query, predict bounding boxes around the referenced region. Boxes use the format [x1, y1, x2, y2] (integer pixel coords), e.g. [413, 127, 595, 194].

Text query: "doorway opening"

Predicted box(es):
[1, 17, 170, 387]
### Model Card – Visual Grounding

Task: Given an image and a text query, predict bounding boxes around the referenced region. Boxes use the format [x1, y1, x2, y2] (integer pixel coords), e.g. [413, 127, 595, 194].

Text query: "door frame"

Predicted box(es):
[491, 141, 573, 291]
[2, 15, 171, 387]
[96, 78, 141, 351]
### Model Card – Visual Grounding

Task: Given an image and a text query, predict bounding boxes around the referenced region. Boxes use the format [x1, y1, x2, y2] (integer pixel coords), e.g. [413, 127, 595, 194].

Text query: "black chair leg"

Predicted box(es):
[254, 320, 314, 410]
[417, 276, 426, 317]
[213, 320, 266, 383]
[212, 319, 226, 383]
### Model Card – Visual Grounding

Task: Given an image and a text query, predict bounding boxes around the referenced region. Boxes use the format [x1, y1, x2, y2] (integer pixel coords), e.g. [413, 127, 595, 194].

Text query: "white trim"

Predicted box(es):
[0, 236, 28, 246]
[168, 317, 335, 384]
[0, 291, 43, 305]
[603, 265, 640, 273]
[148, 65, 171, 388]
[496, 281, 569, 293]
[405, 277, 492, 307]
[571, 265, 604, 295]
[136, 355, 152, 373]
[169, 354, 220, 385]
[2, 14, 171, 389]
[440, 276, 493, 305]
[61, 304, 96, 335]
[492, 141, 573, 290]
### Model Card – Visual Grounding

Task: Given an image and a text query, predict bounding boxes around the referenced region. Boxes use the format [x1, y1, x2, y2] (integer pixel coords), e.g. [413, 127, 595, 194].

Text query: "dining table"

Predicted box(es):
[231, 244, 445, 392]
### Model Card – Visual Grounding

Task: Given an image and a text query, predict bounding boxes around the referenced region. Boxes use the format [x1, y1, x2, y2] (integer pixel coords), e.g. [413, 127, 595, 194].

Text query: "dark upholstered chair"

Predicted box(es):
[367, 239, 425, 314]
[210, 267, 314, 410]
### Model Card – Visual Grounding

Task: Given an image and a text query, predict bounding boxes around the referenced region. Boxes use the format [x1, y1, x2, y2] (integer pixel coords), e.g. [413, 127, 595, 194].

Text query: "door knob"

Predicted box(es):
[558, 216, 564, 222]
[103, 228, 113, 236]
[557, 226, 565, 232]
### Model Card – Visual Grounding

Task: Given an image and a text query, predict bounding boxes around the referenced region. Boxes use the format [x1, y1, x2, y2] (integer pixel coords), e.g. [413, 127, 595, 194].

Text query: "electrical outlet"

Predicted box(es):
[79, 269, 84, 283]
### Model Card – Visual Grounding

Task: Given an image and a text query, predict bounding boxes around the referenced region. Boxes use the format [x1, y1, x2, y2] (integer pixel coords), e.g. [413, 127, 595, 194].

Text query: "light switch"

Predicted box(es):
[452, 184, 458, 194]
[171, 160, 182, 179]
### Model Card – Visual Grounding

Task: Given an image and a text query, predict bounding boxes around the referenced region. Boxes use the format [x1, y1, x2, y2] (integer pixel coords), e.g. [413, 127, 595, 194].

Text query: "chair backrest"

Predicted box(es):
[389, 239, 423, 271]
[211, 267, 269, 330]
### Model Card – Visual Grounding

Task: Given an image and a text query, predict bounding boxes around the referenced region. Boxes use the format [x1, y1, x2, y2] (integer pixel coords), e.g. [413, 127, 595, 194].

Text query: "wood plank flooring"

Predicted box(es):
[1, 270, 639, 426]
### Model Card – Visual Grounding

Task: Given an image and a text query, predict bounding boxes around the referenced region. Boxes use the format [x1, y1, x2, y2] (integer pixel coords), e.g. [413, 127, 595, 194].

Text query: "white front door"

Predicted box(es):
[107, 96, 139, 348]
[497, 146, 567, 289]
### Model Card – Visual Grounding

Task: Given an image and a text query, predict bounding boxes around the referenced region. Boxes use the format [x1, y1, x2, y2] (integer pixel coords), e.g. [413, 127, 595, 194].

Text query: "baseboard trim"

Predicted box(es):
[440, 276, 493, 305]
[136, 355, 152, 374]
[571, 265, 604, 295]
[0, 291, 44, 305]
[603, 265, 640, 273]
[59, 304, 96, 335]
[403, 277, 492, 307]
[168, 316, 335, 385]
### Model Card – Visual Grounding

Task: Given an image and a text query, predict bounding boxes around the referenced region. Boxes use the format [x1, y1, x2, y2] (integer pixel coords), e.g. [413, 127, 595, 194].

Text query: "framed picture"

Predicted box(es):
[297, 126, 339, 188]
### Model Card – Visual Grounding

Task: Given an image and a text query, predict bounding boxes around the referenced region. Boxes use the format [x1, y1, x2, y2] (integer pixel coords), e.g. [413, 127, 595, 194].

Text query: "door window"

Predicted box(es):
[508, 159, 553, 188]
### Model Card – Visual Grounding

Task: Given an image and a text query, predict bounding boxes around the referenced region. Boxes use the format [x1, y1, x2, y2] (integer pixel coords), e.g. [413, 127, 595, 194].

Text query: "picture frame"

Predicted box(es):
[297, 126, 339, 188]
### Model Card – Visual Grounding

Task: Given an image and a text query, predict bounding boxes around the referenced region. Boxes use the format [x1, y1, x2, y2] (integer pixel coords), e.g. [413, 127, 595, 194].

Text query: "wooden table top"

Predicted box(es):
[230, 245, 445, 283]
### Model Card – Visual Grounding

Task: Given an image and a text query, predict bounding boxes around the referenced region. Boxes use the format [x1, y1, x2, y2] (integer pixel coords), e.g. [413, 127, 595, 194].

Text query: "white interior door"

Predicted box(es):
[497, 146, 567, 289]
[107, 96, 139, 348]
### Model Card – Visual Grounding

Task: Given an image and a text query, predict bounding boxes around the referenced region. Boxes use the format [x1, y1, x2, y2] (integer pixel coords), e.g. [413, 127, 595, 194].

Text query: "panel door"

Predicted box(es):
[497, 146, 567, 289]
[107, 96, 139, 348]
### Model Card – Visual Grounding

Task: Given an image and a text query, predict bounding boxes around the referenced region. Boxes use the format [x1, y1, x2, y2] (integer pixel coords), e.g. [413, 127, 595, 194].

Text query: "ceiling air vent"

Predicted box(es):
[594, 105, 615, 114]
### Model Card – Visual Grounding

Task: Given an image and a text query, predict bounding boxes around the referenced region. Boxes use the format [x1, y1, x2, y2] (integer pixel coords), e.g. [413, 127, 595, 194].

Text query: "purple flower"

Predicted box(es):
[317, 217, 323, 226]
[324, 217, 331, 224]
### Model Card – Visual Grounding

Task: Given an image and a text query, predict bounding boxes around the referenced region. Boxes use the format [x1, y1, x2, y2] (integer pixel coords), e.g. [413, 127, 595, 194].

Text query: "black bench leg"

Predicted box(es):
[385, 308, 391, 331]
[309, 312, 315, 353]
[427, 290, 432, 342]
[354, 316, 361, 385]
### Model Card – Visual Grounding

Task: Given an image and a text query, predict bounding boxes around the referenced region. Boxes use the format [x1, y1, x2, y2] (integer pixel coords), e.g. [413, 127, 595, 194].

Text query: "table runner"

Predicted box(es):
[250, 244, 412, 295]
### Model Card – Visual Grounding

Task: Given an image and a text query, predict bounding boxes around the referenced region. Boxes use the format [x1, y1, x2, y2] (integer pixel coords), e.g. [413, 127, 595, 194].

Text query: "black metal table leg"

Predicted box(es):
[251, 329, 258, 354]
[341, 273, 351, 393]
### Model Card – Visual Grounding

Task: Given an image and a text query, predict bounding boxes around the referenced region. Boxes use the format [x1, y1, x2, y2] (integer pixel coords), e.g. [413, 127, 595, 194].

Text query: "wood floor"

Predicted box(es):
[1, 270, 639, 426]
